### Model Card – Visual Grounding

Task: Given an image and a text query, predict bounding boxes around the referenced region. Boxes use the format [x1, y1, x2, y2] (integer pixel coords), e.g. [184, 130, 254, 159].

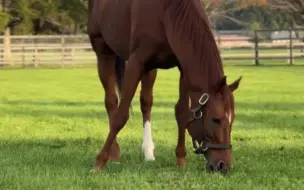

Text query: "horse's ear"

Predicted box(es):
[229, 76, 242, 92]
[215, 76, 227, 92]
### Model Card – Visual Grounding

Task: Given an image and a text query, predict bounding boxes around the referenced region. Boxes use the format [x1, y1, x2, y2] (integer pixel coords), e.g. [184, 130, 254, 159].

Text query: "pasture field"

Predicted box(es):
[0, 64, 304, 189]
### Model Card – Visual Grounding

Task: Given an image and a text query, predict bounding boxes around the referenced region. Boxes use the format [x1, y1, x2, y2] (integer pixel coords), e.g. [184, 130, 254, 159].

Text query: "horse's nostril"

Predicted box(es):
[206, 161, 229, 173]
[206, 164, 216, 172]
[216, 161, 227, 172]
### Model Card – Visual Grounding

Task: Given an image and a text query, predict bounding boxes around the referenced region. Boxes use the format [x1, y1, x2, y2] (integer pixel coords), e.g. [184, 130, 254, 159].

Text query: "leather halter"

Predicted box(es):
[188, 93, 232, 155]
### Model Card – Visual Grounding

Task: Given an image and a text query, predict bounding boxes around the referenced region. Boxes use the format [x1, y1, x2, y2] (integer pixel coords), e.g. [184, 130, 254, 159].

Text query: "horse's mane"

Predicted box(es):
[166, 0, 224, 90]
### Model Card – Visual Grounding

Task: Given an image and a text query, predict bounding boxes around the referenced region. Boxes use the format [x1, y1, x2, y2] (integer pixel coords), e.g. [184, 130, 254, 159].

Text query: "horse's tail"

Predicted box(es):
[114, 56, 125, 100]
[115, 57, 133, 114]
[88, 0, 93, 13]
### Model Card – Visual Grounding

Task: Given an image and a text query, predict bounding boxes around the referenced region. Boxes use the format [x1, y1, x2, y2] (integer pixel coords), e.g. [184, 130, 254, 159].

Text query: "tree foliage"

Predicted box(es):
[202, 0, 303, 30]
[269, 0, 304, 27]
[0, 11, 9, 32]
[1, 0, 88, 34]
[0, 0, 302, 35]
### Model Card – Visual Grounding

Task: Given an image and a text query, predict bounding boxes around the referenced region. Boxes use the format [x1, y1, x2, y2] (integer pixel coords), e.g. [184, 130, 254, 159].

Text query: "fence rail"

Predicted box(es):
[1, 29, 304, 67]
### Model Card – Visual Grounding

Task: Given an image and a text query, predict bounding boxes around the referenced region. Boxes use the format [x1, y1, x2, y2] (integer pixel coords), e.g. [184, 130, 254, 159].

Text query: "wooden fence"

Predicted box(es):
[0, 29, 303, 67]
[215, 29, 304, 65]
[0, 35, 94, 67]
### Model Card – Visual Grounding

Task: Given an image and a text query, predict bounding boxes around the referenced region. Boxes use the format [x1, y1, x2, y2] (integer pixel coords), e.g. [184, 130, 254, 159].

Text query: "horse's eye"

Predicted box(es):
[212, 118, 221, 124]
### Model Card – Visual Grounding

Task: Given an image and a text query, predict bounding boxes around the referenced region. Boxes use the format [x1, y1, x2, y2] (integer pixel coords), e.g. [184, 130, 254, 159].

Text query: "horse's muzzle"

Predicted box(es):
[206, 160, 230, 173]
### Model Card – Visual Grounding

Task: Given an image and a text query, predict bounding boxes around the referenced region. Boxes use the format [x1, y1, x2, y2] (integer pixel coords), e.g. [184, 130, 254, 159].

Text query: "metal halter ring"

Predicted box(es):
[193, 110, 203, 119]
[199, 141, 208, 152]
[199, 93, 209, 105]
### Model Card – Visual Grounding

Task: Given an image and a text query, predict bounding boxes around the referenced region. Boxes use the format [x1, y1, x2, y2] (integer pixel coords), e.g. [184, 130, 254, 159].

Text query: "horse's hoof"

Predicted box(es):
[145, 155, 155, 161]
[89, 168, 99, 174]
[90, 163, 106, 173]
[177, 158, 186, 168]
[109, 157, 120, 162]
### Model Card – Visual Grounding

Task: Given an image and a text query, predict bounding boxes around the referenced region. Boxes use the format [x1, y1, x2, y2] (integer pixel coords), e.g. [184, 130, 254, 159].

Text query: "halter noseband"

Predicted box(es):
[188, 93, 232, 155]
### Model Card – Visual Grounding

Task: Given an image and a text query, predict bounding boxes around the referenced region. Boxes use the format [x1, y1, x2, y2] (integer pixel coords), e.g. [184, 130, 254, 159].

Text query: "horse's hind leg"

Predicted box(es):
[91, 36, 120, 162]
[140, 70, 157, 161]
[93, 44, 158, 171]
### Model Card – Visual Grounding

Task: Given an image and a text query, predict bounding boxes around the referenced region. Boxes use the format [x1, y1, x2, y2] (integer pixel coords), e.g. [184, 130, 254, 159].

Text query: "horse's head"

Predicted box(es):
[187, 76, 242, 173]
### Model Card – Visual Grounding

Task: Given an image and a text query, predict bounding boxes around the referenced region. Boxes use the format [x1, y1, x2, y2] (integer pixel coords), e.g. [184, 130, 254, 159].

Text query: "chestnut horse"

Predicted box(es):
[88, 0, 242, 173]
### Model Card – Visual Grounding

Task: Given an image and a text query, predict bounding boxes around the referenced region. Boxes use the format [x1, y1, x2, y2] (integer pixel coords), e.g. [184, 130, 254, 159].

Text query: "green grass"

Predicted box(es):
[0, 65, 304, 189]
[222, 48, 303, 55]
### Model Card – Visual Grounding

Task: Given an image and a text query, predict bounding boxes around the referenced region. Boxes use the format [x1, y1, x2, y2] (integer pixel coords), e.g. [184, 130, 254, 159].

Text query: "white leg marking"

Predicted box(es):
[141, 121, 155, 161]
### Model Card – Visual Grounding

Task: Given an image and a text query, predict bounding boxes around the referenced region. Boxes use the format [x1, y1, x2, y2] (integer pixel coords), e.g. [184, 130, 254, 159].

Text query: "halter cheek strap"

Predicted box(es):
[192, 138, 232, 155]
[188, 93, 232, 155]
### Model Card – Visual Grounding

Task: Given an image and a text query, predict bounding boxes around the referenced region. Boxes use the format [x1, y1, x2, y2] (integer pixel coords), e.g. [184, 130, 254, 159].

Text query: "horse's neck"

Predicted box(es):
[185, 39, 224, 107]
[187, 40, 223, 89]
[164, 0, 223, 90]
[201, 48, 224, 88]
[163, 0, 224, 104]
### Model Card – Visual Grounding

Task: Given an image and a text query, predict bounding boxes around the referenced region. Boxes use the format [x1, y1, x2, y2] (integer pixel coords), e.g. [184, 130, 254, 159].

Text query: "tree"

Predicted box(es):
[0, 0, 88, 35]
[9, 0, 37, 34]
[269, 0, 304, 27]
[31, 0, 74, 34]
[0, 11, 9, 33]
[202, 0, 270, 29]
[61, 0, 88, 33]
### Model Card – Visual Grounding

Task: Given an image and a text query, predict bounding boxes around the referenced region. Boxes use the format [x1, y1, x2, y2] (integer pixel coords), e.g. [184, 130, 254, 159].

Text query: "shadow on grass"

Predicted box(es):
[0, 99, 104, 107]
[1, 99, 303, 111]
[1, 136, 303, 178]
[0, 137, 192, 174]
[1, 104, 302, 127]
[1, 99, 302, 124]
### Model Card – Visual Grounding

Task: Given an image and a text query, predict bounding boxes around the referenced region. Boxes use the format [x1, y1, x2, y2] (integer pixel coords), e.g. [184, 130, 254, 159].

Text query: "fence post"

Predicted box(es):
[3, 28, 12, 65]
[253, 30, 260, 65]
[217, 32, 221, 53]
[288, 29, 293, 65]
[61, 36, 65, 66]
[22, 46, 25, 67]
[33, 45, 38, 67]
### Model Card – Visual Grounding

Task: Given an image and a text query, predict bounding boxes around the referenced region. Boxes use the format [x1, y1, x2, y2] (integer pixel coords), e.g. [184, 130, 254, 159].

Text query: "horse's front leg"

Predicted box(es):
[175, 75, 189, 168]
[93, 47, 157, 171]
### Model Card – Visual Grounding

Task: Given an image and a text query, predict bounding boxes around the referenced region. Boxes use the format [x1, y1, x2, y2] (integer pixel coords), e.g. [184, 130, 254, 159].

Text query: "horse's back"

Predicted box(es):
[88, 0, 132, 59]
[89, 0, 168, 60]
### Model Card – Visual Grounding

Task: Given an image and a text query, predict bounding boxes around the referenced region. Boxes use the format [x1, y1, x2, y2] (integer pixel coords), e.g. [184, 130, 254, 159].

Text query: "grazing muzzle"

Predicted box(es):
[187, 93, 232, 172]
